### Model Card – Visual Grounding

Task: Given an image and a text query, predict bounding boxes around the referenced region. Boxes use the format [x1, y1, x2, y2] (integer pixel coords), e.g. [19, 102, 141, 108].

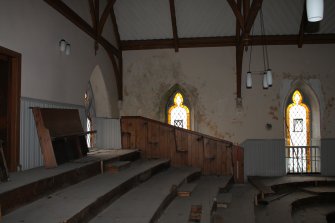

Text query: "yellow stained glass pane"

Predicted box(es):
[168, 92, 190, 129]
[286, 90, 311, 172]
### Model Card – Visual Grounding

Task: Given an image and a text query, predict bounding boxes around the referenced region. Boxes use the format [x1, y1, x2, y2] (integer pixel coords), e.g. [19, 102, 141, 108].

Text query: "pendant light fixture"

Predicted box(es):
[246, 7, 273, 89]
[306, 0, 324, 22]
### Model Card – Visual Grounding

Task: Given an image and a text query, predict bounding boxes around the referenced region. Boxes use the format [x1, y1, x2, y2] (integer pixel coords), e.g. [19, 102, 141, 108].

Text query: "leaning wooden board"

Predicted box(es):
[32, 107, 92, 168]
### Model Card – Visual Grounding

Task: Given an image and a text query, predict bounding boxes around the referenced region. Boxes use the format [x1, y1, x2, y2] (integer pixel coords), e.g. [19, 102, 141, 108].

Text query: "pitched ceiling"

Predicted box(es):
[46, 0, 335, 99]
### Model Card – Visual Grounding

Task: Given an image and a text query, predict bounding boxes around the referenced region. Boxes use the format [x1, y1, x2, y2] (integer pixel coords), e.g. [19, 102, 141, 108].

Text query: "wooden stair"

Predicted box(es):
[0, 149, 139, 216]
[158, 175, 232, 223]
[1, 159, 169, 223]
[90, 166, 201, 223]
[103, 160, 131, 173]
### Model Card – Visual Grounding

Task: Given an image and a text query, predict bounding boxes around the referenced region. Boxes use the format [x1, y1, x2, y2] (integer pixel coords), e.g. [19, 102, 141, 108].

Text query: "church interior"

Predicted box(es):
[1, 0, 335, 222]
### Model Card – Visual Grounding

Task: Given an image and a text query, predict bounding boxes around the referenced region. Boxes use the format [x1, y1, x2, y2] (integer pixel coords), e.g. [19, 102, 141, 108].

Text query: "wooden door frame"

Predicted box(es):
[0, 45, 21, 171]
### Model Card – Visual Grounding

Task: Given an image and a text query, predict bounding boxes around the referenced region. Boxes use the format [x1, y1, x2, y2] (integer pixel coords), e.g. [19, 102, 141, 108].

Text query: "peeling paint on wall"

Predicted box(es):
[121, 45, 335, 143]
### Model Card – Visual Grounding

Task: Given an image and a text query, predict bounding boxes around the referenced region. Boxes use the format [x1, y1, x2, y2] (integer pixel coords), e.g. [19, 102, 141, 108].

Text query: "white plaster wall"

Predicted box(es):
[121, 45, 335, 143]
[0, 0, 119, 117]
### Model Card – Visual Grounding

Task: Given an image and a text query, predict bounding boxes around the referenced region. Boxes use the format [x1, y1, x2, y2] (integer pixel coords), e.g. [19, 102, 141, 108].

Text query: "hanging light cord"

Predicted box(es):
[248, 27, 254, 72]
[260, 8, 270, 70]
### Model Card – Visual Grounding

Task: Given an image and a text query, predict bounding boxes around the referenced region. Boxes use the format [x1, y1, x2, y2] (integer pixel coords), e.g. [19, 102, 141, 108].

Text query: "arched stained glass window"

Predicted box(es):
[286, 90, 311, 172]
[167, 92, 190, 129]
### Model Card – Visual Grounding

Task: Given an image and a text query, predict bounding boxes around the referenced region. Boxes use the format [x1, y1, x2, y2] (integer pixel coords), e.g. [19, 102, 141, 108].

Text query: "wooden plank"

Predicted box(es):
[32, 108, 57, 168]
[148, 122, 160, 158]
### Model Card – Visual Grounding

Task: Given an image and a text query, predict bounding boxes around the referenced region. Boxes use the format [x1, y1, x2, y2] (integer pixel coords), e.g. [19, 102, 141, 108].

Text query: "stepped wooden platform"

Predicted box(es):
[0, 149, 139, 215]
[158, 175, 232, 223]
[2, 159, 169, 223]
[91, 166, 201, 223]
[249, 175, 335, 198]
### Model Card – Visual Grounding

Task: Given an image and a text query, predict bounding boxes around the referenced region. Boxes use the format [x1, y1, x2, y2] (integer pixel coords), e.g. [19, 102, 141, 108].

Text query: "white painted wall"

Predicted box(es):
[121, 45, 335, 143]
[0, 0, 119, 117]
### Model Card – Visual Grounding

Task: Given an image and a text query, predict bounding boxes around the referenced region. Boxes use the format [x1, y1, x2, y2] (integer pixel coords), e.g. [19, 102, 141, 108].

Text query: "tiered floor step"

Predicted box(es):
[0, 149, 139, 216]
[103, 160, 131, 173]
[1, 159, 169, 223]
[177, 182, 198, 197]
[158, 175, 232, 223]
[212, 184, 258, 223]
[90, 166, 201, 223]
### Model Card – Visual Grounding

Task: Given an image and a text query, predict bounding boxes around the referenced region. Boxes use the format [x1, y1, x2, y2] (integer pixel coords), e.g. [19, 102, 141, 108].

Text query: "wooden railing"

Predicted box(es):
[121, 116, 244, 183]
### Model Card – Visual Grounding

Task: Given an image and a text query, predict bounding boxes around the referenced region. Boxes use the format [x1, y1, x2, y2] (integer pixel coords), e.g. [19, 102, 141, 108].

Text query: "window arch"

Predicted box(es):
[285, 89, 313, 173]
[167, 92, 190, 129]
[286, 90, 310, 147]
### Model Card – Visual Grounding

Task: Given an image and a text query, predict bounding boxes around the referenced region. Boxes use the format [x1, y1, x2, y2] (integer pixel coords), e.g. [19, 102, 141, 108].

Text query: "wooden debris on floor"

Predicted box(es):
[178, 182, 198, 197]
[189, 204, 202, 222]
[104, 161, 131, 173]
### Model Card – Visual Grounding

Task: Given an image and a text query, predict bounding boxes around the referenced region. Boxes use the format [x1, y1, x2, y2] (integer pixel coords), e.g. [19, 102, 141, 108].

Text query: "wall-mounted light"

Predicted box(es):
[59, 39, 71, 55]
[307, 0, 324, 22]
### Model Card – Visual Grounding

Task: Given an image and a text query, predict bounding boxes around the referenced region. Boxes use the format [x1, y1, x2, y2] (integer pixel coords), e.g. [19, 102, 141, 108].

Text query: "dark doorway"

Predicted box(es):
[0, 46, 21, 171]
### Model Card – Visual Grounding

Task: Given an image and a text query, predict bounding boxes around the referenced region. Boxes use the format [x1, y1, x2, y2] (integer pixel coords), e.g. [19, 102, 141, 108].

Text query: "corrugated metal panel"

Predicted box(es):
[20, 97, 85, 170]
[114, 0, 173, 40]
[242, 139, 286, 177]
[175, 0, 235, 37]
[94, 118, 121, 149]
[321, 139, 335, 175]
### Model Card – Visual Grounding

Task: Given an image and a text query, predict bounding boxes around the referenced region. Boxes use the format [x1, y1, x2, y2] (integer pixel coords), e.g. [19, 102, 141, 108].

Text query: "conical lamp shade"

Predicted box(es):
[307, 0, 324, 22]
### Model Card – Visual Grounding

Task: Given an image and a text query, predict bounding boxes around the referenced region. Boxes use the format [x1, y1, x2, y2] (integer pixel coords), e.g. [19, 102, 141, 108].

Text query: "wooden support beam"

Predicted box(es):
[121, 34, 335, 50]
[244, 0, 263, 35]
[99, 0, 116, 35]
[169, 0, 179, 52]
[298, 1, 307, 48]
[227, 0, 245, 32]
[88, 0, 97, 30]
[243, 0, 250, 19]
[110, 3, 121, 49]
[44, 0, 120, 58]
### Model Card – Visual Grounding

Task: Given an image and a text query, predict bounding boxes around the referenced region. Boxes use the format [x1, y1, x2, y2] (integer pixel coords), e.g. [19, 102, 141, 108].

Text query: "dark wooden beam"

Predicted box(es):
[88, 0, 97, 30]
[44, 0, 121, 58]
[243, 0, 250, 19]
[227, 0, 245, 32]
[121, 34, 335, 50]
[98, 0, 116, 35]
[244, 0, 263, 34]
[169, 0, 179, 52]
[110, 4, 121, 49]
[298, 1, 307, 48]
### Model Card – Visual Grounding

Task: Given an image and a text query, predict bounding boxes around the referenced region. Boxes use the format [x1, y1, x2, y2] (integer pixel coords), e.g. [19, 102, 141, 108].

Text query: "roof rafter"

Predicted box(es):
[98, 0, 116, 35]
[227, 0, 245, 32]
[298, 1, 307, 48]
[44, 0, 122, 100]
[120, 34, 335, 50]
[44, 0, 120, 58]
[169, 0, 179, 52]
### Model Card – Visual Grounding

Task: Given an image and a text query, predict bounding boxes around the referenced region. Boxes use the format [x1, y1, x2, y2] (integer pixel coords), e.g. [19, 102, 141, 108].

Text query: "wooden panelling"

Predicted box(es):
[121, 116, 244, 182]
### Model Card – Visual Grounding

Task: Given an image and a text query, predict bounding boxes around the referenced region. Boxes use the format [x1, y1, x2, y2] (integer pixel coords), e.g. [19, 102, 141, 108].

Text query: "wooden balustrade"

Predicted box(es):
[121, 116, 244, 183]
